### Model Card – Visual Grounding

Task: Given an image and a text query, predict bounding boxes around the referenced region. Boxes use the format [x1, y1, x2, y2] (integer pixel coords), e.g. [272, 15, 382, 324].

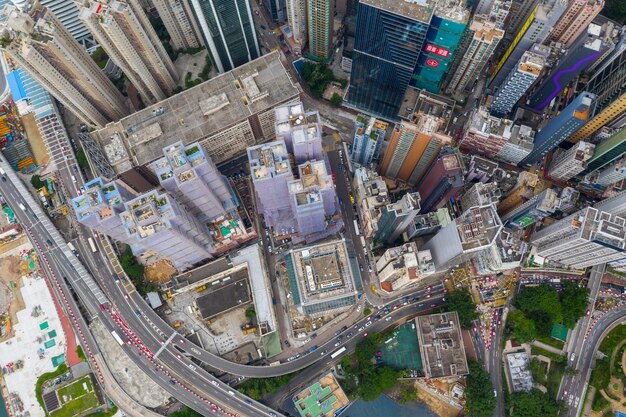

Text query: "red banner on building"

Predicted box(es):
[424, 44, 450, 58]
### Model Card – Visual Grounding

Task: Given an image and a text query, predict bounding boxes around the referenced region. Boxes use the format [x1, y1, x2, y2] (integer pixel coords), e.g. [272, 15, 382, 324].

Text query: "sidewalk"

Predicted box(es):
[531, 340, 564, 355]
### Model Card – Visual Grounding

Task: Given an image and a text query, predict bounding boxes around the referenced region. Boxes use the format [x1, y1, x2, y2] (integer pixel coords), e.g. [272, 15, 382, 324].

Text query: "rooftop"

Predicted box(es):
[457, 204, 503, 251]
[88, 52, 299, 174]
[248, 140, 291, 181]
[71, 177, 125, 221]
[415, 312, 469, 378]
[361, 0, 436, 23]
[120, 190, 172, 239]
[194, 267, 252, 319]
[293, 373, 349, 417]
[435, 0, 470, 23]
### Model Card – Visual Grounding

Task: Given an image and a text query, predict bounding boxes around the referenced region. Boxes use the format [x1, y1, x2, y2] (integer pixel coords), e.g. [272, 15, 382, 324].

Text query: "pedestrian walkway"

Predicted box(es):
[531, 341, 564, 355]
[43, 274, 80, 366]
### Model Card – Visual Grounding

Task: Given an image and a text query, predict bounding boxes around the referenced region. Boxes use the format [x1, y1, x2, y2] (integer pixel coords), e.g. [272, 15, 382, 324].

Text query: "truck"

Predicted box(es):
[18, 203, 26, 211]
[309, 345, 318, 352]
[67, 242, 78, 256]
[195, 285, 207, 293]
[111, 330, 124, 346]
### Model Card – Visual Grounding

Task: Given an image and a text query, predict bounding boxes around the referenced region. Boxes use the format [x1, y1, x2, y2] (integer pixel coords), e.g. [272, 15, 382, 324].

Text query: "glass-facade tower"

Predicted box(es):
[345, 0, 433, 121]
[189, 0, 260, 72]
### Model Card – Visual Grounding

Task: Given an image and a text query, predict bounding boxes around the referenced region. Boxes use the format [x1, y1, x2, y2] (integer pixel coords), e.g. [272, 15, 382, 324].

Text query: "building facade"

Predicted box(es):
[548, 141, 595, 181]
[350, 114, 387, 167]
[307, 0, 333, 61]
[151, 0, 203, 50]
[374, 192, 421, 245]
[416, 152, 464, 213]
[376, 242, 435, 293]
[548, 0, 604, 48]
[286, 0, 307, 48]
[275, 102, 323, 164]
[352, 167, 390, 239]
[500, 188, 561, 229]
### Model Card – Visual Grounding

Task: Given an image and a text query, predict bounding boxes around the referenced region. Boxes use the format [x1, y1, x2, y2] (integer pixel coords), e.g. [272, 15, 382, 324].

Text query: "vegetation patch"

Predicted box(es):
[464, 360, 496, 417]
[237, 373, 296, 400]
[442, 288, 478, 329]
[51, 375, 99, 417]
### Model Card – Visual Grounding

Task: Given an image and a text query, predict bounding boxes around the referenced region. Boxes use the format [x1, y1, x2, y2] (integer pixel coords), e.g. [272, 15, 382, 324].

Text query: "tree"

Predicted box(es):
[465, 360, 496, 417]
[442, 288, 478, 329]
[120, 246, 144, 281]
[30, 175, 44, 189]
[170, 407, 203, 417]
[354, 337, 377, 366]
[508, 310, 537, 343]
[560, 281, 589, 328]
[76, 147, 89, 169]
[509, 388, 564, 417]
[245, 307, 256, 318]
[605, 0, 626, 23]
[528, 358, 546, 384]
[397, 381, 418, 405]
[357, 366, 400, 401]
[513, 285, 562, 324]
[528, 310, 553, 338]
[330, 93, 343, 107]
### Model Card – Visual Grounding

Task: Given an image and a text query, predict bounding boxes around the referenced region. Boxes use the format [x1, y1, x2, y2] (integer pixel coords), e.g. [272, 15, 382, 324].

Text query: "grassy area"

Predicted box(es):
[35, 364, 68, 415]
[530, 345, 566, 396]
[87, 406, 118, 417]
[590, 357, 611, 389]
[51, 375, 99, 417]
[599, 323, 626, 354]
[76, 345, 86, 362]
[592, 392, 610, 411]
[530, 345, 565, 362]
[536, 335, 565, 350]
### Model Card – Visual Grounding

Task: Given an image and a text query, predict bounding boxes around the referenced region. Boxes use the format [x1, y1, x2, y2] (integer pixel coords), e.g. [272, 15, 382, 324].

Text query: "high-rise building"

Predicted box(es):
[275, 102, 323, 163]
[32, 0, 91, 42]
[416, 152, 464, 213]
[286, 0, 307, 49]
[445, 3, 506, 95]
[422, 204, 503, 270]
[528, 25, 610, 112]
[490, 44, 549, 117]
[189, 0, 260, 72]
[497, 171, 538, 216]
[502, 0, 539, 42]
[151, 0, 203, 50]
[476, 227, 528, 274]
[531, 207, 626, 268]
[489, 0, 566, 92]
[265, 0, 286, 23]
[500, 188, 561, 229]
[459, 107, 535, 165]
[380, 115, 452, 185]
[0, 2, 128, 128]
[150, 141, 235, 222]
[350, 114, 388, 167]
[595, 156, 626, 187]
[519, 92, 596, 166]
[411, 0, 469, 93]
[406, 208, 452, 239]
[579, 127, 626, 176]
[548, 0, 604, 48]
[548, 141, 595, 181]
[248, 140, 295, 234]
[352, 167, 390, 239]
[79, 0, 179, 105]
[307, 0, 334, 61]
[376, 242, 435, 293]
[120, 190, 215, 269]
[71, 177, 136, 243]
[465, 155, 499, 183]
[594, 188, 626, 217]
[344, 0, 434, 120]
[460, 182, 501, 211]
[374, 192, 421, 245]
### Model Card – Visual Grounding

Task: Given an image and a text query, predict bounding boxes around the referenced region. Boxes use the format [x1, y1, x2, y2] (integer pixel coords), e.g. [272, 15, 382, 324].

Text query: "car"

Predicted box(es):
[335, 329, 342, 336]
[392, 305, 399, 310]
[270, 413, 277, 417]
[261, 25, 266, 29]
[426, 294, 432, 298]
[228, 390, 235, 396]
[385, 316, 392, 322]
[586, 309, 591, 316]
[320, 350, 328, 356]
[334, 341, 341, 347]
[498, 319, 502, 325]
[346, 332, 354, 338]
[363, 332, 368, 337]
[169, 379, 176, 385]
[358, 326, 364, 332]
[563, 390, 568, 397]
[427, 286, 432, 291]
[176, 354, 183, 360]
[254, 9, 259, 15]
[356, 305, 362, 312]
[570, 353, 576, 362]
[365, 321, 372, 327]
[124, 294, 129, 300]
[377, 351, 382, 356]
[284, 340, 291, 347]
[473, 326, 477, 332]
[179, 339, 186, 344]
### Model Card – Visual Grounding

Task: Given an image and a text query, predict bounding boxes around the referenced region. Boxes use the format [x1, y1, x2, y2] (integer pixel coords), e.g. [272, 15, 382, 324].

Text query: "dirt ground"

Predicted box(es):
[416, 385, 461, 417]
[21, 113, 49, 167]
[0, 247, 38, 342]
[144, 259, 177, 284]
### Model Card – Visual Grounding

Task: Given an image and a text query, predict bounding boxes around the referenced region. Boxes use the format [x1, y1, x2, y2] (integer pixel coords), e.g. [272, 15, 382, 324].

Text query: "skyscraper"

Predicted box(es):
[579, 126, 626, 176]
[501, 0, 539, 41]
[286, 0, 307, 49]
[274, 102, 323, 164]
[307, 0, 334, 61]
[548, 141, 595, 181]
[374, 192, 421, 244]
[519, 92, 596, 166]
[445, 5, 506, 95]
[595, 156, 626, 187]
[189, 0, 260, 72]
[151, 0, 203, 50]
[31, 0, 91, 42]
[499, 188, 561, 230]
[416, 153, 464, 213]
[350, 114, 388, 167]
[548, 0, 604, 48]
[490, 44, 549, 117]
[345, 0, 434, 120]
[0, 2, 128, 128]
[411, 0, 469, 93]
[265, 0, 287, 23]
[79, 0, 179, 105]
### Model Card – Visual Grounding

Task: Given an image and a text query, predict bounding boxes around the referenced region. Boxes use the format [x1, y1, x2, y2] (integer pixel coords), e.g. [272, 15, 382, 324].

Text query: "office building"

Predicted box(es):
[284, 240, 358, 316]
[465, 155, 499, 183]
[407, 208, 452, 239]
[86, 52, 300, 191]
[548, 141, 595, 181]
[189, 0, 260, 73]
[374, 192, 421, 245]
[79, 0, 179, 105]
[71, 177, 136, 243]
[531, 207, 626, 269]
[147, 0, 203, 50]
[528, 25, 610, 111]
[489, 0, 566, 92]
[120, 190, 215, 269]
[350, 114, 388, 167]
[579, 127, 626, 176]
[445, 4, 506, 95]
[460, 182, 501, 211]
[380, 115, 452, 185]
[548, 0, 604, 48]
[248, 140, 295, 234]
[288, 160, 338, 236]
[500, 188, 561, 229]
[0, 2, 129, 128]
[376, 242, 435, 293]
[519, 92, 596, 166]
[476, 227, 528, 273]
[595, 156, 626, 187]
[275, 102, 323, 163]
[150, 141, 235, 222]
[411, 0, 469, 93]
[265, 0, 286, 23]
[345, 0, 434, 120]
[416, 153, 464, 213]
[459, 107, 535, 165]
[352, 167, 390, 239]
[307, 0, 334, 61]
[490, 44, 549, 117]
[286, 0, 307, 48]
[423, 204, 503, 270]
[502, 0, 539, 42]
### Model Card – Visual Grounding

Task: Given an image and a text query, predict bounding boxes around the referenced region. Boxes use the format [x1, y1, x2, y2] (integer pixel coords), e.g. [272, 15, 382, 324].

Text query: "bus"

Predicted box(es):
[111, 330, 124, 346]
[87, 237, 97, 253]
[353, 219, 360, 236]
[331, 346, 346, 359]
[67, 242, 78, 256]
[360, 236, 367, 250]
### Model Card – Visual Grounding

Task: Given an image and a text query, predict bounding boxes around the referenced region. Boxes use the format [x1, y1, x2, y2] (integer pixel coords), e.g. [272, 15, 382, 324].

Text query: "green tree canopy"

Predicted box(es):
[76, 147, 89, 169]
[170, 407, 203, 417]
[330, 92, 343, 107]
[560, 281, 590, 328]
[442, 288, 478, 329]
[465, 360, 496, 417]
[357, 366, 400, 401]
[509, 388, 564, 417]
[508, 310, 537, 343]
[301, 62, 334, 97]
[513, 285, 562, 324]
[30, 174, 44, 189]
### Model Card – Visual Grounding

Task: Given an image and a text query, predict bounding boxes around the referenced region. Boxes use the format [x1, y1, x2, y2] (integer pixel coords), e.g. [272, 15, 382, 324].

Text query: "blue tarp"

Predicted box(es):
[6, 71, 26, 102]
